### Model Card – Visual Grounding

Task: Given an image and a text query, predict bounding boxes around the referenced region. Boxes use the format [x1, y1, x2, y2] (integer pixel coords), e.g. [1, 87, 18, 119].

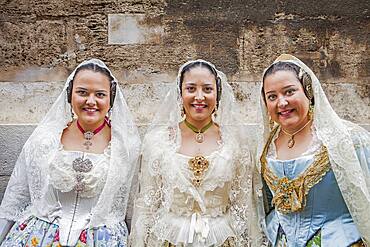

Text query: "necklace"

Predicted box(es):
[184, 119, 213, 143]
[77, 120, 106, 150]
[280, 119, 312, 148]
[260, 126, 330, 214]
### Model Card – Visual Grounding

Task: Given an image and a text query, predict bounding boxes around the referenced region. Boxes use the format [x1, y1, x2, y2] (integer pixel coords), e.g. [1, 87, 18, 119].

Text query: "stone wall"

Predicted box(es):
[1, 0, 369, 200]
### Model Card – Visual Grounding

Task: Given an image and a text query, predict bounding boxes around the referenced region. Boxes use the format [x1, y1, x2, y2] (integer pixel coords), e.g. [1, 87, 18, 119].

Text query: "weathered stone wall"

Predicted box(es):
[1, 0, 369, 200]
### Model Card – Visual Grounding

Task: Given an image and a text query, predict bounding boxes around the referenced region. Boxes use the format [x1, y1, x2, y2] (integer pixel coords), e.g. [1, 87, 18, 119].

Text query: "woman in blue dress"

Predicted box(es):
[256, 54, 369, 246]
[0, 59, 141, 246]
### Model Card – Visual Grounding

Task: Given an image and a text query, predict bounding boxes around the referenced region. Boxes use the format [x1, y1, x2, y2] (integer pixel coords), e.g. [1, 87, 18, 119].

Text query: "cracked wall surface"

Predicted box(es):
[1, 0, 369, 200]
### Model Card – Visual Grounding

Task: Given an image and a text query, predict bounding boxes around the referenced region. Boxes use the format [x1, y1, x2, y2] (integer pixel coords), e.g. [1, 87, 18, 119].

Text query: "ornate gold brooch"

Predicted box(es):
[188, 155, 209, 187]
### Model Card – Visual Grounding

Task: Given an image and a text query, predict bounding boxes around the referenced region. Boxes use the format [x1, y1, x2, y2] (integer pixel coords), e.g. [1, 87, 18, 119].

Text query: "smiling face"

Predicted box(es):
[263, 70, 310, 132]
[181, 66, 217, 126]
[71, 69, 111, 129]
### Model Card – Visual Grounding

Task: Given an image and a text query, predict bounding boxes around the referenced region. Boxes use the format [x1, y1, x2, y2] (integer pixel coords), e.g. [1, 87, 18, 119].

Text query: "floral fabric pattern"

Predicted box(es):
[1, 217, 128, 247]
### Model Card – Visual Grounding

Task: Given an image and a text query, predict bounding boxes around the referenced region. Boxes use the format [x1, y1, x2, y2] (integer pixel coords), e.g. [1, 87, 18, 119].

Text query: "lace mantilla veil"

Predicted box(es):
[130, 59, 266, 246]
[256, 54, 370, 243]
[0, 59, 141, 228]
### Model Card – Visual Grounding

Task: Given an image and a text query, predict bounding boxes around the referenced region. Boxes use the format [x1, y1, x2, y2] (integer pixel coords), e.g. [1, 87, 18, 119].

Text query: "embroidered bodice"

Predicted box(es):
[151, 148, 237, 246]
[33, 148, 110, 246]
[130, 127, 254, 247]
[264, 130, 362, 247]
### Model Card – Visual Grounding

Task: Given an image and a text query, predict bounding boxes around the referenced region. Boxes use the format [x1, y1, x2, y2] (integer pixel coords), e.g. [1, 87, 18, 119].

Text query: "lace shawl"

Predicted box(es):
[0, 59, 141, 228]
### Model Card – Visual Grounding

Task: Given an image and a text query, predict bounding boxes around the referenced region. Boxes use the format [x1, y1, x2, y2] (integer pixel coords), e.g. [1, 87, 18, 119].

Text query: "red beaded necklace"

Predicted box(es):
[76, 120, 106, 150]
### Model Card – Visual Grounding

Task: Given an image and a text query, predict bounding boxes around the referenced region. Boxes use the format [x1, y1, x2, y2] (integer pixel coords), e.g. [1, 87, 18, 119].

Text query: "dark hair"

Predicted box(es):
[262, 61, 314, 105]
[179, 61, 222, 107]
[67, 63, 117, 107]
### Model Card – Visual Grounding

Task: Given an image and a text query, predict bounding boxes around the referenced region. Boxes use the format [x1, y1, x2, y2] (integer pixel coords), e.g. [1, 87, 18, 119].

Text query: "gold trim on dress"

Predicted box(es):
[260, 126, 331, 214]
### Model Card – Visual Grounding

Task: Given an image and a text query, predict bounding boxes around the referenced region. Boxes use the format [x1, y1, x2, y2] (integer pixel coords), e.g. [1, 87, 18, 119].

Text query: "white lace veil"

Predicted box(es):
[0, 59, 141, 227]
[149, 59, 239, 137]
[256, 54, 370, 243]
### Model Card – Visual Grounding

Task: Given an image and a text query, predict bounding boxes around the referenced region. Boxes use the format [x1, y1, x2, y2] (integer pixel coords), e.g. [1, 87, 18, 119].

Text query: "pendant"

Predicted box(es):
[287, 137, 295, 148]
[72, 157, 93, 173]
[83, 140, 92, 150]
[195, 133, 204, 143]
[84, 131, 94, 140]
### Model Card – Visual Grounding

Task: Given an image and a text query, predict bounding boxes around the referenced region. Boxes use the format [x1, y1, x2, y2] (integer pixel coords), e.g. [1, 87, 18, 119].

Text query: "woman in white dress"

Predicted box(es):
[130, 59, 264, 246]
[0, 59, 141, 246]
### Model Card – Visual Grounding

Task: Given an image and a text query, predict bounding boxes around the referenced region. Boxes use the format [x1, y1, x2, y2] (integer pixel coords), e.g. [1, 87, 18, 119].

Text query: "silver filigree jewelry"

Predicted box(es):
[72, 156, 93, 192]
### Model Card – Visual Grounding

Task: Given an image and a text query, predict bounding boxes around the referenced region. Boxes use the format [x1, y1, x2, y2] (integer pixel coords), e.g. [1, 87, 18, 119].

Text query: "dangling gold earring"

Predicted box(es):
[308, 104, 314, 120]
[213, 106, 218, 119]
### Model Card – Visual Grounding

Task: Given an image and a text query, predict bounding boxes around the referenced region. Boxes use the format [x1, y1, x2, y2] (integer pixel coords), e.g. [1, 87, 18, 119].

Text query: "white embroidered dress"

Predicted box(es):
[130, 59, 264, 247]
[0, 59, 141, 246]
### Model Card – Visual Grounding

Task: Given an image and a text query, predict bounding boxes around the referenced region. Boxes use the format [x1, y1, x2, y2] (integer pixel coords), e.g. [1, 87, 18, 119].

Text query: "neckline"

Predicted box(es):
[269, 124, 320, 161]
[59, 141, 111, 155]
[174, 122, 224, 157]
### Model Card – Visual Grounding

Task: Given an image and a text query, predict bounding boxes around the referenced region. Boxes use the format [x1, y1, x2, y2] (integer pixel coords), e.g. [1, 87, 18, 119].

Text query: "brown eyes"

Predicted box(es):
[185, 87, 214, 93]
[266, 88, 297, 101]
[75, 90, 107, 98]
[267, 95, 277, 101]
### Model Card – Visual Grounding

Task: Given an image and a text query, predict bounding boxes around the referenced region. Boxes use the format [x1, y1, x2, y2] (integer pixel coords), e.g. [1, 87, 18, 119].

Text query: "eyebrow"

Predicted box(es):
[75, 87, 108, 92]
[265, 84, 297, 94]
[184, 82, 214, 86]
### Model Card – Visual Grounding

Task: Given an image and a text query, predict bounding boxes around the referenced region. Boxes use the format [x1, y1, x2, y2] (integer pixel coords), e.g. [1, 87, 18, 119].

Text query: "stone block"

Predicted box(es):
[0, 21, 67, 68]
[0, 125, 36, 176]
[237, 24, 370, 84]
[0, 81, 64, 124]
[108, 14, 164, 45]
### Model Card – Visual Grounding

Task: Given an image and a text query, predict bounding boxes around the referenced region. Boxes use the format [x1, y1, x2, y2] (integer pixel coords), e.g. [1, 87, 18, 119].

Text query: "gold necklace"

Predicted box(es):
[184, 119, 213, 143]
[280, 119, 312, 148]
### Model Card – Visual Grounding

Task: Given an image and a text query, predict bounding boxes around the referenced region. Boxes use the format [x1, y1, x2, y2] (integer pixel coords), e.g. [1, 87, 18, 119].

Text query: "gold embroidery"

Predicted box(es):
[260, 126, 331, 214]
[188, 155, 209, 187]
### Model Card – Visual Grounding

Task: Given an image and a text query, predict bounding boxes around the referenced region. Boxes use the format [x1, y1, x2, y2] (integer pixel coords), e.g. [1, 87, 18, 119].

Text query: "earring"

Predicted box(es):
[105, 108, 112, 127]
[213, 106, 218, 119]
[308, 104, 314, 120]
[70, 107, 75, 120]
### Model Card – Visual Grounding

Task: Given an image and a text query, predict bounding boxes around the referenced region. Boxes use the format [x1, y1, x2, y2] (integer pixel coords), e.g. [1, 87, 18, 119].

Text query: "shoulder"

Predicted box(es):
[142, 125, 175, 154]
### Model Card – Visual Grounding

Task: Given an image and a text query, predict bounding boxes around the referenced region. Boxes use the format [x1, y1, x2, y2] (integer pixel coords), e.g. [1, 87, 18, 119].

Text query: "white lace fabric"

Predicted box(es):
[0, 59, 141, 230]
[49, 147, 110, 198]
[130, 59, 265, 247]
[256, 54, 370, 244]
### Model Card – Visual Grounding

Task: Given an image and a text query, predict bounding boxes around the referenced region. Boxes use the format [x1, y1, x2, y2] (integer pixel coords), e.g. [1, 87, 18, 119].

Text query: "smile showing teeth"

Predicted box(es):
[279, 109, 293, 116]
[192, 104, 207, 109]
[84, 108, 98, 112]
